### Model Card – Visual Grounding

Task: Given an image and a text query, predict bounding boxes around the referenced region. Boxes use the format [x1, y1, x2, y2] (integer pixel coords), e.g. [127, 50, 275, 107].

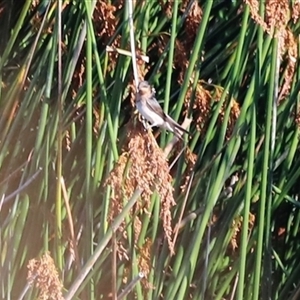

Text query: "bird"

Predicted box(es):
[136, 81, 189, 139]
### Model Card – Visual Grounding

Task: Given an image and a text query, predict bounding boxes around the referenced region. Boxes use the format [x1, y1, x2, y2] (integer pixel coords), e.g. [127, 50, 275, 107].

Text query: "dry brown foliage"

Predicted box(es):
[174, 40, 190, 83]
[138, 237, 154, 293]
[151, 1, 203, 83]
[94, 1, 122, 72]
[105, 119, 177, 264]
[94, 1, 118, 40]
[295, 110, 300, 128]
[230, 213, 255, 251]
[292, 0, 300, 23]
[184, 82, 240, 139]
[177, 1, 203, 83]
[27, 252, 64, 300]
[180, 147, 197, 192]
[182, 0, 202, 47]
[159, 0, 173, 18]
[277, 29, 297, 102]
[245, 0, 299, 100]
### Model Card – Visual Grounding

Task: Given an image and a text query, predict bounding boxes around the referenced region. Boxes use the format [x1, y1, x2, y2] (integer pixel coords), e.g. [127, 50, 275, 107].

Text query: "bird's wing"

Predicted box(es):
[146, 96, 166, 119]
[145, 95, 190, 135]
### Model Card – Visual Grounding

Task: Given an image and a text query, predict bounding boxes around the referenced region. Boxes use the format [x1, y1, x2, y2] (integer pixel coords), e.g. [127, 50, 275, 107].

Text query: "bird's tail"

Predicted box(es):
[166, 115, 190, 135]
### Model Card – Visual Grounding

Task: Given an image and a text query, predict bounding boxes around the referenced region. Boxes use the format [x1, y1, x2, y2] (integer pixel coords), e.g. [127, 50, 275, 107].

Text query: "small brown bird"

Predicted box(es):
[136, 81, 189, 139]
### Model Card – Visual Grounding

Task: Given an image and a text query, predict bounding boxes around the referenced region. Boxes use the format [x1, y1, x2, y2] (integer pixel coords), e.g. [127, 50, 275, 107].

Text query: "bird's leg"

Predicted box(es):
[141, 117, 150, 130]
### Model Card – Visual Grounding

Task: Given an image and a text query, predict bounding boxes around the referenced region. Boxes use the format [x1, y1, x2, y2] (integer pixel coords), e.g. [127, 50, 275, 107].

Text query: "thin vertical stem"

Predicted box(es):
[55, 0, 63, 271]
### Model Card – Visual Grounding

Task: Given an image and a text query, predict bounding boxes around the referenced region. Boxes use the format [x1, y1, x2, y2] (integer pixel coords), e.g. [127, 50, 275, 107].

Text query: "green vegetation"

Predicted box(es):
[1, 1, 300, 299]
